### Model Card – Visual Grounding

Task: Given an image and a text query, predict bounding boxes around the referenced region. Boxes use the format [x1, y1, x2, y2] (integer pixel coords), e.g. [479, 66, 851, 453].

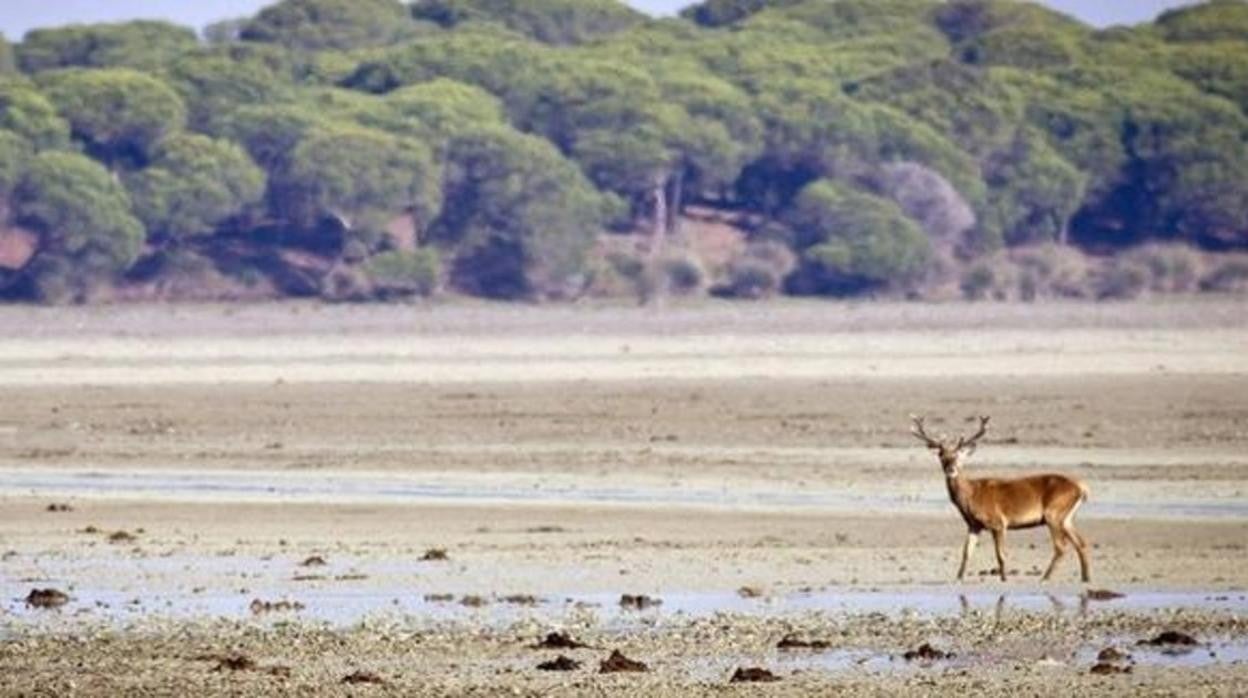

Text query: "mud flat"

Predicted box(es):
[1, 300, 1247, 694]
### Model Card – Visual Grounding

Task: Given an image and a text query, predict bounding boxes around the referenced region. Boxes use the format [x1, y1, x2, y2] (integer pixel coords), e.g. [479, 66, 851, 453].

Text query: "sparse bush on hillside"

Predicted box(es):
[363, 249, 440, 298]
[1201, 256, 1248, 293]
[715, 240, 797, 299]
[1123, 243, 1204, 293]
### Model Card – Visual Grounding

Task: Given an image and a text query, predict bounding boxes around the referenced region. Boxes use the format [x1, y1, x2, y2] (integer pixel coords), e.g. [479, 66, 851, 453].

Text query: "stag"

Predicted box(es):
[911, 415, 1091, 583]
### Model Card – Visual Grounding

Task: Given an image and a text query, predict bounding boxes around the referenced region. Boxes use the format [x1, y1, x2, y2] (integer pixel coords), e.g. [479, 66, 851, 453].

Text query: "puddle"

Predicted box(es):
[1078, 641, 1248, 669]
[4, 555, 1245, 629]
[3, 468, 1246, 519]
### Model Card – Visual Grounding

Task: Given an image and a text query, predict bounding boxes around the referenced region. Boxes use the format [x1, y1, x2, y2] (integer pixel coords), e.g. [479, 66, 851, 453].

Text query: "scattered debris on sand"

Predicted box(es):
[459, 595, 488, 608]
[737, 586, 764, 598]
[599, 650, 648, 673]
[250, 599, 305, 614]
[537, 655, 581, 671]
[420, 548, 449, 561]
[777, 634, 830, 650]
[533, 632, 589, 650]
[731, 667, 781, 683]
[619, 594, 662, 610]
[1090, 661, 1133, 675]
[1139, 631, 1199, 647]
[1084, 588, 1127, 601]
[1097, 647, 1132, 662]
[25, 588, 69, 609]
[300, 555, 327, 567]
[45, 503, 73, 513]
[213, 655, 258, 672]
[902, 643, 953, 661]
[423, 593, 454, 603]
[526, 525, 566, 533]
[79, 525, 100, 534]
[266, 666, 293, 678]
[501, 594, 540, 605]
[341, 670, 386, 685]
[107, 530, 137, 543]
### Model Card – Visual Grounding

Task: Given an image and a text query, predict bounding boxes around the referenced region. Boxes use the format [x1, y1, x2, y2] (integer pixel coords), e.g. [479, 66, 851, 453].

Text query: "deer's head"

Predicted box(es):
[910, 415, 990, 478]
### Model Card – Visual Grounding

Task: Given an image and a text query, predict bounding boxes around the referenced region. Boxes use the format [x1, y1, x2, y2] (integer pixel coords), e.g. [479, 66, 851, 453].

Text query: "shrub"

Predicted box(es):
[1200, 256, 1248, 293]
[363, 249, 440, 297]
[660, 254, 706, 295]
[1094, 259, 1150, 300]
[715, 240, 797, 299]
[1124, 243, 1203, 293]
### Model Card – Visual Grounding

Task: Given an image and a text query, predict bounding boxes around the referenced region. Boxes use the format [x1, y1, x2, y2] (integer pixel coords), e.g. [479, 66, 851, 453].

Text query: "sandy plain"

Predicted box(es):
[1, 299, 1246, 695]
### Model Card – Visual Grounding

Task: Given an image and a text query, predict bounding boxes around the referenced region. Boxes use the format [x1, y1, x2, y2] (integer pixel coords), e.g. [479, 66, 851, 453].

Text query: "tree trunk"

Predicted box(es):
[666, 171, 684, 240]
[650, 172, 668, 262]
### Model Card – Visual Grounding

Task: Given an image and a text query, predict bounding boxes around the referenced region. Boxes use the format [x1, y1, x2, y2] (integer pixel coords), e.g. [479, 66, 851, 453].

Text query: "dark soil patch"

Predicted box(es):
[25, 588, 69, 609]
[107, 530, 137, 543]
[777, 634, 830, 650]
[420, 548, 449, 561]
[460, 595, 488, 608]
[300, 555, 327, 567]
[619, 593, 662, 610]
[424, 593, 454, 602]
[45, 503, 73, 512]
[533, 632, 589, 650]
[1139, 631, 1198, 647]
[731, 667, 780, 683]
[79, 525, 100, 534]
[341, 670, 385, 685]
[213, 655, 258, 672]
[737, 586, 763, 598]
[526, 525, 566, 533]
[599, 650, 648, 673]
[1090, 661, 1132, 675]
[537, 655, 581, 671]
[902, 643, 953, 661]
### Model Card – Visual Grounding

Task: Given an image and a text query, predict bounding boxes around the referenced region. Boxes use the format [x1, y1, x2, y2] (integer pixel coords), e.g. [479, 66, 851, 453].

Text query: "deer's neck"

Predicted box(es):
[945, 473, 977, 520]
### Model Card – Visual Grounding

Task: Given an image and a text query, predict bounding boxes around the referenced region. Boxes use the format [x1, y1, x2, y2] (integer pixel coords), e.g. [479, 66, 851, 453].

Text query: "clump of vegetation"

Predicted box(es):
[715, 241, 796, 299]
[362, 249, 440, 298]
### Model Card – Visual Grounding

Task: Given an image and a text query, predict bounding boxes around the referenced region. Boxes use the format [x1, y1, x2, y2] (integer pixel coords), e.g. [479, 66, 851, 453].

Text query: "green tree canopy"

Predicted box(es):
[42, 69, 187, 165]
[0, 34, 14, 74]
[1156, 0, 1248, 43]
[434, 125, 615, 299]
[0, 78, 70, 149]
[241, 0, 418, 51]
[16, 21, 199, 73]
[413, 0, 645, 44]
[13, 151, 144, 298]
[784, 179, 931, 294]
[127, 134, 266, 242]
[279, 123, 441, 233]
[0, 129, 30, 194]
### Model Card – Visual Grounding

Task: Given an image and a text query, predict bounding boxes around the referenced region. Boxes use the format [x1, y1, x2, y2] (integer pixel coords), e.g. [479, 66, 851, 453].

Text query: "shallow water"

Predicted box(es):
[3, 468, 1247, 519]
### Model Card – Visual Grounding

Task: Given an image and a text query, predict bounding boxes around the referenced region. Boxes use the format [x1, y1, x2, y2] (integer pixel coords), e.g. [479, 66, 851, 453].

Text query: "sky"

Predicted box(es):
[0, 0, 1204, 40]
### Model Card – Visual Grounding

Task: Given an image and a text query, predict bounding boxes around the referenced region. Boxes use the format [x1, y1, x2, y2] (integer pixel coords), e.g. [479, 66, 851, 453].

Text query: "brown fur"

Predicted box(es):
[913, 416, 1091, 583]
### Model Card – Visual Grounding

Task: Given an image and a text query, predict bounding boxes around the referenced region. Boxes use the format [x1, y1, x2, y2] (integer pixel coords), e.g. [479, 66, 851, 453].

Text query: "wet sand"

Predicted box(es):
[1, 300, 1247, 695]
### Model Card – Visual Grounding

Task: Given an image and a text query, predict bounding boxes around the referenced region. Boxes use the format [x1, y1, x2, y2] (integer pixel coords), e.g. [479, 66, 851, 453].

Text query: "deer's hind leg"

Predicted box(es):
[1062, 500, 1091, 583]
[1041, 518, 1069, 582]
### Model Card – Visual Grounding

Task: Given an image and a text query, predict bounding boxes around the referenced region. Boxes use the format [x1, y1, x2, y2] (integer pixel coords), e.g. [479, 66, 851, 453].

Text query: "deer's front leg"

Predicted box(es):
[957, 530, 979, 581]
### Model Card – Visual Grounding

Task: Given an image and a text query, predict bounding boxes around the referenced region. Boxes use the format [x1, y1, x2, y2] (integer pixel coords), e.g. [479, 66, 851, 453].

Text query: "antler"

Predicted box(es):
[910, 414, 941, 448]
[957, 415, 991, 449]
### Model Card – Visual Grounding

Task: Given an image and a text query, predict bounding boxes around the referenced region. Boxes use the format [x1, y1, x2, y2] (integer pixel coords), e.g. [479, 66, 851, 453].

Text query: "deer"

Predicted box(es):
[910, 415, 1091, 583]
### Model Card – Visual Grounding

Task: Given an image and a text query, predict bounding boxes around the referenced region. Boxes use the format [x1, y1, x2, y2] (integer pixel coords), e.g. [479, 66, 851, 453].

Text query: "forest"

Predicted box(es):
[2, 0, 1248, 304]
